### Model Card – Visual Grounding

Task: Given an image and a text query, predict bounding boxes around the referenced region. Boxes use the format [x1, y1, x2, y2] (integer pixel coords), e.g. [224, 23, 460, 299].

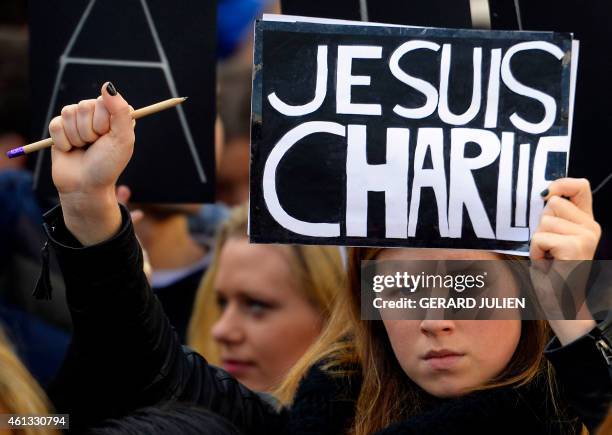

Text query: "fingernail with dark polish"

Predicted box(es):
[107, 82, 117, 96]
[540, 188, 549, 198]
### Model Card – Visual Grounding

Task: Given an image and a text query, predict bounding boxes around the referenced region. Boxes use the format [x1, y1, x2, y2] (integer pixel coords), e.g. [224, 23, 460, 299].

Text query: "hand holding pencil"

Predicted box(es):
[48, 82, 142, 246]
[7, 85, 186, 158]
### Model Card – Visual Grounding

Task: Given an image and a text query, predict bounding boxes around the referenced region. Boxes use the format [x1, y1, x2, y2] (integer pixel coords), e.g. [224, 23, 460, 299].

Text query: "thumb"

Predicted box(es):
[116, 185, 132, 205]
[101, 82, 133, 136]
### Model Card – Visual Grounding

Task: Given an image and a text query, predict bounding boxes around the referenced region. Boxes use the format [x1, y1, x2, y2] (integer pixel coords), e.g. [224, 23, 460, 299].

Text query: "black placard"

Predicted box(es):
[29, 0, 216, 203]
[281, 0, 472, 28]
[250, 18, 575, 252]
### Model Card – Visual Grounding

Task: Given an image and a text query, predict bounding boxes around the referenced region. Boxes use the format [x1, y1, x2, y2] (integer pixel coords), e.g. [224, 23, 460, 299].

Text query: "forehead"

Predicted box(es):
[215, 238, 295, 293]
[377, 248, 501, 261]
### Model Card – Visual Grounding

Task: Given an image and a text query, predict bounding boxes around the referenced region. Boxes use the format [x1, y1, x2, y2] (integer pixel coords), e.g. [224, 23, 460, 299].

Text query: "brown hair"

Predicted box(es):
[596, 407, 612, 435]
[279, 247, 575, 434]
[187, 203, 345, 388]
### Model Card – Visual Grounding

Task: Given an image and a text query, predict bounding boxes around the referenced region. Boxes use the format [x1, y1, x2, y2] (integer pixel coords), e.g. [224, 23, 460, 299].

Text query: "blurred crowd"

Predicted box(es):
[0, 0, 291, 409]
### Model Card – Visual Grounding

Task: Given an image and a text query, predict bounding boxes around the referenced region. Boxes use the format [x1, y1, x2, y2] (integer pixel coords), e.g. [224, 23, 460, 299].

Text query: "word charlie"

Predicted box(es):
[263, 39, 569, 242]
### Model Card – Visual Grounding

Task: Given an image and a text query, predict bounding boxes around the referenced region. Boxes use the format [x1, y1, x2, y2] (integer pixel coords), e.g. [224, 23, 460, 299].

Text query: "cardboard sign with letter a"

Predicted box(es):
[29, 0, 216, 203]
[250, 15, 578, 253]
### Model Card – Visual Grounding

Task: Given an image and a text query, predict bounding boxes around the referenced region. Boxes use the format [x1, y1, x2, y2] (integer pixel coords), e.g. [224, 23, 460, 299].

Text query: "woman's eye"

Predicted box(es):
[384, 286, 410, 300]
[245, 299, 272, 316]
[384, 287, 400, 299]
[216, 295, 228, 310]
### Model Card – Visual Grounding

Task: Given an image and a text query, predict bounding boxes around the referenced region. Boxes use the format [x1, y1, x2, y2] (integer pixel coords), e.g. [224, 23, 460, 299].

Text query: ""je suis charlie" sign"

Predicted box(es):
[249, 15, 578, 253]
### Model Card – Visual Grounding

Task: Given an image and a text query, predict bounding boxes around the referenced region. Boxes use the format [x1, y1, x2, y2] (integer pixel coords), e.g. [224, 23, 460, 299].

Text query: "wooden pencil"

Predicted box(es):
[6, 97, 188, 158]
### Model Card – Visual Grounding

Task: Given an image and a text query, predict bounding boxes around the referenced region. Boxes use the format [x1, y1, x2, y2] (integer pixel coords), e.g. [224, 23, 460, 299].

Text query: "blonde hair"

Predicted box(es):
[187, 203, 345, 390]
[0, 327, 57, 435]
[278, 247, 578, 434]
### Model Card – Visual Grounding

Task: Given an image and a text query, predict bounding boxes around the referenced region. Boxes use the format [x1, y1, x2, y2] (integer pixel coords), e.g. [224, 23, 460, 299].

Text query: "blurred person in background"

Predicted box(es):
[127, 117, 226, 343]
[0, 24, 70, 388]
[142, 1, 270, 337]
[132, 202, 210, 343]
[0, 326, 58, 435]
[188, 203, 345, 393]
[214, 0, 280, 206]
[0, 24, 35, 262]
[215, 62, 252, 206]
[217, 0, 279, 63]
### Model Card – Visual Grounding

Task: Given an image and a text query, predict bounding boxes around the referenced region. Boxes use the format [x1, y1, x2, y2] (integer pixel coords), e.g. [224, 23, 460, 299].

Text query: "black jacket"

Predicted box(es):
[45, 205, 611, 434]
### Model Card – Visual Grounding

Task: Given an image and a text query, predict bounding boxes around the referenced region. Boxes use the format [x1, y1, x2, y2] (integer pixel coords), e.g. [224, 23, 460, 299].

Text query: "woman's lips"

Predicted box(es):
[422, 350, 464, 370]
[222, 359, 256, 376]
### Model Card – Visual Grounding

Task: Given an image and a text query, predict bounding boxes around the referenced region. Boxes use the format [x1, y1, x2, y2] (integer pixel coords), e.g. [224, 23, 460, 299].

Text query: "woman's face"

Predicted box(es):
[211, 238, 323, 392]
[376, 248, 521, 398]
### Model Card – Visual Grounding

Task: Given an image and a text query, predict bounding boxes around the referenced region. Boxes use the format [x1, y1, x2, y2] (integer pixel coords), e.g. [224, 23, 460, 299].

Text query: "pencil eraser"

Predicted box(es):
[6, 147, 25, 159]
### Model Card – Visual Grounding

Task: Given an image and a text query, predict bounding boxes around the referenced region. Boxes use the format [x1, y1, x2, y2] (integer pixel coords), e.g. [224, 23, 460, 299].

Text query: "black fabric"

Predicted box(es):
[32, 240, 52, 300]
[154, 268, 205, 344]
[85, 402, 243, 435]
[374, 383, 568, 435]
[518, 0, 612, 260]
[544, 332, 612, 432]
[286, 363, 360, 435]
[46, 204, 611, 434]
[46, 204, 287, 434]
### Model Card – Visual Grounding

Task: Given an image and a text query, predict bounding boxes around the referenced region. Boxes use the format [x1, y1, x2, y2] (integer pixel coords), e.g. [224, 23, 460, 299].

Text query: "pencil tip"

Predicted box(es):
[182, 97, 189, 101]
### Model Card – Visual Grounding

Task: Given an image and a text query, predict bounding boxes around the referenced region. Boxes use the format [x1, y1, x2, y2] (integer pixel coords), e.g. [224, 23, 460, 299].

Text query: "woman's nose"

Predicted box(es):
[212, 304, 245, 344]
[419, 319, 456, 336]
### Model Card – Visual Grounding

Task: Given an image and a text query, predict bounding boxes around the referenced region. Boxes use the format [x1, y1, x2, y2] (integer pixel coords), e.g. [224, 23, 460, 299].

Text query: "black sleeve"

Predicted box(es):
[371, 387, 555, 435]
[544, 325, 612, 432]
[44, 204, 286, 434]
